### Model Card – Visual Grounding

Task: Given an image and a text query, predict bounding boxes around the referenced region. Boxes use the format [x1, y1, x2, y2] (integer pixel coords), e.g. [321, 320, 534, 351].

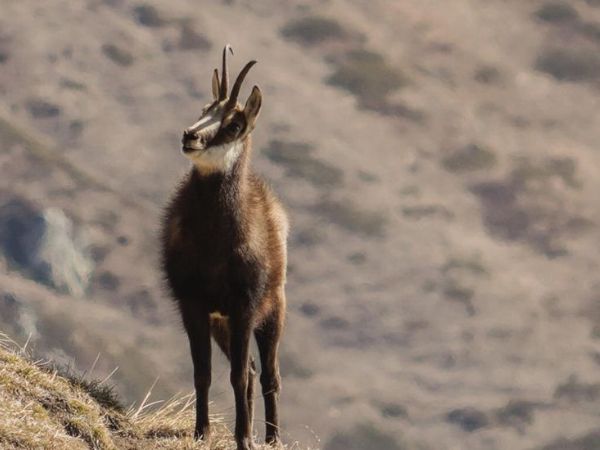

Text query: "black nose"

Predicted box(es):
[182, 130, 197, 144]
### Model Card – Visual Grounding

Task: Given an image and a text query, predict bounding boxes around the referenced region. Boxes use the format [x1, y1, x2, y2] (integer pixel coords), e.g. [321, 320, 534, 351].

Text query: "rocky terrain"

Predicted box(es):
[1, 1, 600, 449]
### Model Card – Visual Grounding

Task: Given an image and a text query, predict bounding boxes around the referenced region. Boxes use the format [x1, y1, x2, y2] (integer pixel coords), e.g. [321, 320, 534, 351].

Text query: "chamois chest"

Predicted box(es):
[161, 172, 265, 312]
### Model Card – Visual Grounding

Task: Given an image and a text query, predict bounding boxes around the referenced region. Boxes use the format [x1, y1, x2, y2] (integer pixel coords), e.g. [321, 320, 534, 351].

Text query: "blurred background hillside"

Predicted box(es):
[1, 0, 600, 449]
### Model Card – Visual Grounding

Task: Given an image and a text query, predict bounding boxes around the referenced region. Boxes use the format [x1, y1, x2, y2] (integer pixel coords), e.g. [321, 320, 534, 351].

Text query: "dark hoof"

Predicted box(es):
[194, 426, 211, 443]
[236, 437, 256, 450]
[266, 434, 281, 446]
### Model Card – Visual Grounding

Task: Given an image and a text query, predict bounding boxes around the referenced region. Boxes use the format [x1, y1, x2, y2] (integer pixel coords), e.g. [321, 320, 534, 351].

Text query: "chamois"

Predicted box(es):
[160, 45, 288, 450]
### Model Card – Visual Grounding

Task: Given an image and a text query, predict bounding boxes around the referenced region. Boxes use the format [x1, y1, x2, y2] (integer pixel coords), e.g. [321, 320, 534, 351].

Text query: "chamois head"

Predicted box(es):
[182, 45, 262, 173]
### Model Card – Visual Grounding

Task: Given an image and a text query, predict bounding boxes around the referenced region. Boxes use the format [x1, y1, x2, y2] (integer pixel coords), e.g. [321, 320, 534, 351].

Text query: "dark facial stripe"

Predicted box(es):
[210, 114, 247, 146]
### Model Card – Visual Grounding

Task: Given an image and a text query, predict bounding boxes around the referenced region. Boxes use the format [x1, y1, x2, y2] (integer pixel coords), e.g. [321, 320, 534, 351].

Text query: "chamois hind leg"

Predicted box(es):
[255, 306, 284, 445]
[211, 317, 257, 436]
[181, 304, 212, 442]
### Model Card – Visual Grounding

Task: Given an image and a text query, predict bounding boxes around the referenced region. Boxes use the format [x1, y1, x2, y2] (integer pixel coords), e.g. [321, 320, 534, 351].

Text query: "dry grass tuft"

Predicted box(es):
[280, 16, 354, 47]
[0, 334, 114, 449]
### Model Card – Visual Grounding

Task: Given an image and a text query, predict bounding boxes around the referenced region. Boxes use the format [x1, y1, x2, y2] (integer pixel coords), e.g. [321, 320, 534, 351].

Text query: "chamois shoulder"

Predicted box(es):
[248, 173, 289, 242]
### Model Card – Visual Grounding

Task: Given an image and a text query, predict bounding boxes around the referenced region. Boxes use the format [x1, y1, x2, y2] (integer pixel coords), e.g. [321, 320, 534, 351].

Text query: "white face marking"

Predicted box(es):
[187, 113, 221, 134]
[184, 112, 223, 152]
[185, 140, 243, 174]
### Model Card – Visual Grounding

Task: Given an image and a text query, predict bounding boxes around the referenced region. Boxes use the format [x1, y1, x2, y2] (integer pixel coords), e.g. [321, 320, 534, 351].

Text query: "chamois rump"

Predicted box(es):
[160, 46, 288, 450]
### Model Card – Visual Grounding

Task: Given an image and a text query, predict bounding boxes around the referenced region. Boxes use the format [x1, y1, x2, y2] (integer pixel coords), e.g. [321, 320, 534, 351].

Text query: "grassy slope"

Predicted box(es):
[0, 334, 297, 450]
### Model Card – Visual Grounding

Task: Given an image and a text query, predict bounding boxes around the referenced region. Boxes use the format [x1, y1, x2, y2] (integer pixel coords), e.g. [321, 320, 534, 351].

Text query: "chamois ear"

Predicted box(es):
[211, 69, 220, 100]
[243, 85, 262, 126]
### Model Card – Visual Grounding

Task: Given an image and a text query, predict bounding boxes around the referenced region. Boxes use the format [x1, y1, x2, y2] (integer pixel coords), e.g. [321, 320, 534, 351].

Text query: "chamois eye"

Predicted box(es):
[229, 122, 242, 134]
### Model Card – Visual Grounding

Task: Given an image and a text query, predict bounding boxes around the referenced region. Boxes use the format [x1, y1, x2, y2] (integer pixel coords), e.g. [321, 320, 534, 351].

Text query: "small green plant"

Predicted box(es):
[95, 271, 120, 291]
[325, 424, 403, 450]
[554, 375, 600, 402]
[279, 352, 313, 379]
[178, 21, 211, 51]
[585, 296, 600, 339]
[102, 44, 134, 67]
[536, 47, 600, 82]
[347, 252, 366, 265]
[60, 79, 86, 91]
[380, 402, 408, 419]
[402, 205, 453, 220]
[313, 199, 387, 237]
[293, 227, 323, 247]
[357, 170, 379, 183]
[446, 407, 489, 432]
[320, 316, 350, 330]
[534, 2, 579, 24]
[264, 140, 343, 188]
[327, 49, 407, 111]
[511, 156, 581, 189]
[442, 144, 497, 172]
[133, 4, 168, 27]
[299, 302, 320, 317]
[495, 399, 539, 429]
[442, 256, 488, 277]
[26, 99, 61, 119]
[579, 21, 600, 44]
[281, 16, 350, 46]
[443, 280, 475, 316]
[89, 245, 109, 263]
[474, 65, 502, 84]
[541, 430, 600, 450]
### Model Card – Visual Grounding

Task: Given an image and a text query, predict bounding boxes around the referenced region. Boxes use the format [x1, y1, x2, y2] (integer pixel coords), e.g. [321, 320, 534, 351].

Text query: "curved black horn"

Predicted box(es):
[227, 60, 257, 109]
[220, 44, 233, 100]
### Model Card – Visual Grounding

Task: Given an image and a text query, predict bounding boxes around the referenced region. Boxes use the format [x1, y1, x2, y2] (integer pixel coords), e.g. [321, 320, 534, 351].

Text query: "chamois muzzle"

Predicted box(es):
[182, 130, 200, 153]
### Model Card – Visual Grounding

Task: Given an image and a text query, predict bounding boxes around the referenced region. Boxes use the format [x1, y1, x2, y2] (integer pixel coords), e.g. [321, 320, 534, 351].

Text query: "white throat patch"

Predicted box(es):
[187, 140, 243, 175]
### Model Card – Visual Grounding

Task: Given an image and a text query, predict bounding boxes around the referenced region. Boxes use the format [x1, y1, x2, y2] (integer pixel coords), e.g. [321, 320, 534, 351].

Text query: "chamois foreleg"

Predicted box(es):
[255, 308, 283, 444]
[181, 304, 212, 442]
[230, 312, 255, 450]
[211, 317, 257, 434]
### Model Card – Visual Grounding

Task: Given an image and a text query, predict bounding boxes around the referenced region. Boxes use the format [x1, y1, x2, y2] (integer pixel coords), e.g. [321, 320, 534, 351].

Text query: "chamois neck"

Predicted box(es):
[189, 136, 252, 206]
[191, 136, 252, 179]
